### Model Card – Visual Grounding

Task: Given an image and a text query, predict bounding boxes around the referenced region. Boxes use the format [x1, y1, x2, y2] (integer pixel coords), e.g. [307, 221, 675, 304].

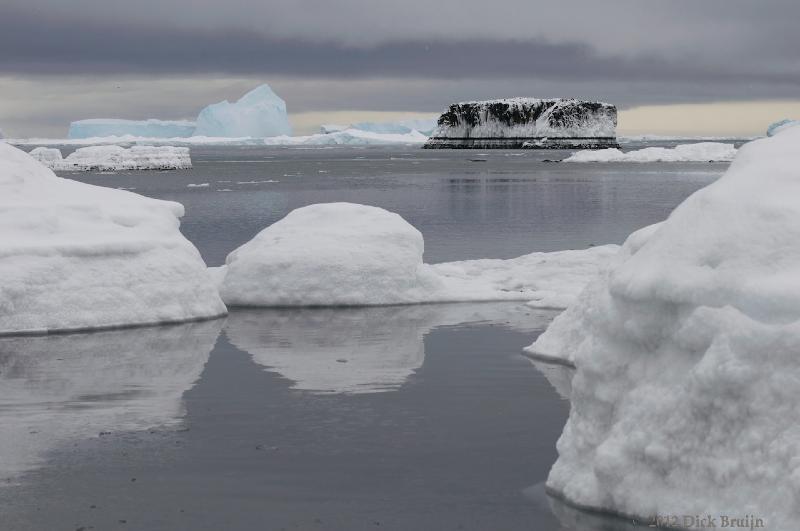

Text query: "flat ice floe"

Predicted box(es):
[215, 202, 617, 308]
[0, 143, 225, 334]
[564, 142, 737, 162]
[29, 145, 192, 171]
[527, 122, 800, 529]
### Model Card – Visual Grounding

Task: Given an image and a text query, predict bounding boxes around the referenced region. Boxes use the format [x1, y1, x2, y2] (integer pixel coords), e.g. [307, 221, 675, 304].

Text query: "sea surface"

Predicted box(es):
[1, 143, 730, 530]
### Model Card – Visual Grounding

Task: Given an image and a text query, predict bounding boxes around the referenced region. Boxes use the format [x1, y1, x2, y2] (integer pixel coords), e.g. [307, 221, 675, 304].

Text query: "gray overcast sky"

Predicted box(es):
[1, 0, 799, 136]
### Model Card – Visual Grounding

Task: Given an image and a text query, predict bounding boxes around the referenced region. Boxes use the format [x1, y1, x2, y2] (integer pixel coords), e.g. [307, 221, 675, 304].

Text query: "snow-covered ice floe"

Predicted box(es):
[564, 142, 737, 163]
[214, 202, 617, 308]
[322, 118, 438, 136]
[526, 122, 800, 529]
[29, 145, 192, 171]
[0, 143, 225, 335]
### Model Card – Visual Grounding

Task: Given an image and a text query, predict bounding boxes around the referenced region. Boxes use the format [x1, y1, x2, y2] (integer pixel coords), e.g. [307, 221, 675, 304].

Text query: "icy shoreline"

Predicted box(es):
[29, 145, 192, 171]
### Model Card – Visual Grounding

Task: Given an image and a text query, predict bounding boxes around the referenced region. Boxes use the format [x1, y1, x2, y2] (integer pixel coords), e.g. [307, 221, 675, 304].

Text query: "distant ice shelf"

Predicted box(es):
[68, 119, 196, 140]
[424, 98, 618, 149]
[29, 145, 192, 171]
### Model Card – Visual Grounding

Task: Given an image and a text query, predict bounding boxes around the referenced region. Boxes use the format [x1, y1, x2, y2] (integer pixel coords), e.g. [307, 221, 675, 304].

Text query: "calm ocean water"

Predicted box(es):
[1, 144, 729, 530]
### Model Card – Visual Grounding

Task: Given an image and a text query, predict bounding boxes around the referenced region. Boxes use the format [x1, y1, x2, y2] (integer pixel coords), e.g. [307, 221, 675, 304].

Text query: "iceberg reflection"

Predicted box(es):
[225, 303, 554, 394]
[0, 319, 222, 482]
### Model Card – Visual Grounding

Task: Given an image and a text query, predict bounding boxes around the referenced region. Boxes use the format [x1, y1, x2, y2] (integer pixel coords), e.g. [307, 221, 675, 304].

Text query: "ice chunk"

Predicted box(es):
[32, 145, 192, 171]
[564, 142, 737, 162]
[319, 123, 349, 134]
[194, 84, 292, 138]
[216, 202, 617, 308]
[526, 125, 800, 529]
[425, 98, 618, 149]
[766, 118, 799, 137]
[68, 119, 196, 139]
[0, 143, 225, 334]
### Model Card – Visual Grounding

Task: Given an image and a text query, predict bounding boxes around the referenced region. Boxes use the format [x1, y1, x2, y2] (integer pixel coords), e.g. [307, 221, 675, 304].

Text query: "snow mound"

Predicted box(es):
[216, 202, 617, 308]
[30, 145, 192, 171]
[0, 143, 225, 334]
[68, 119, 196, 139]
[766, 118, 799, 137]
[564, 142, 737, 163]
[527, 125, 800, 529]
[194, 84, 292, 138]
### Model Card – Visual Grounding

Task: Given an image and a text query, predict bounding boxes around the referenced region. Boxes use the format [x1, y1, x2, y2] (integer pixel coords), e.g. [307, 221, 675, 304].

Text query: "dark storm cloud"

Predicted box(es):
[1, 5, 798, 87]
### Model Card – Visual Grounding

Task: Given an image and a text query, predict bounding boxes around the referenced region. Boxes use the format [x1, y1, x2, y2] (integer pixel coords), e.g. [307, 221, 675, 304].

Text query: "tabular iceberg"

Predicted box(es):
[194, 84, 292, 138]
[0, 143, 225, 334]
[564, 142, 737, 163]
[29, 145, 192, 171]
[214, 202, 617, 308]
[424, 98, 618, 149]
[68, 119, 196, 139]
[526, 124, 800, 529]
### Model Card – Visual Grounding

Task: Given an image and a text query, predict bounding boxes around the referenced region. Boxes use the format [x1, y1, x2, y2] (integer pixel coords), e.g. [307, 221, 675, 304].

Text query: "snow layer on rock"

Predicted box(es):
[225, 303, 552, 394]
[68, 119, 196, 139]
[0, 143, 225, 334]
[0, 319, 221, 482]
[216, 202, 617, 308]
[194, 84, 291, 138]
[527, 125, 800, 530]
[31, 145, 192, 171]
[430, 98, 617, 139]
[766, 118, 799, 137]
[564, 142, 737, 163]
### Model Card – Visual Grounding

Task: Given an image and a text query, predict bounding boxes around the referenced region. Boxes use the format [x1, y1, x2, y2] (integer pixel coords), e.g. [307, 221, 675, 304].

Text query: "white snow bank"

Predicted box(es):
[194, 84, 291, 138]
[216, 203, 617, 308]
[321, 118, 437, 136]
[30, 145, 192, 171]
[527, 124, 800, 529]
[564, 142, 737, 163]
[0, 319, 221, 482]
[0, 143, 225, 334]
[226, 303, 553, 394]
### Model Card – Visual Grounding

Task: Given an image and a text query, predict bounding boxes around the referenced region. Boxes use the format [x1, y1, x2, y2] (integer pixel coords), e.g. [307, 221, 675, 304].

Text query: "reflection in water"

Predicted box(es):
[525, 357, 575, 400]
[225, 303, 556, 394]
[524, 482, 648, 531]
[0, 319, 223, 482]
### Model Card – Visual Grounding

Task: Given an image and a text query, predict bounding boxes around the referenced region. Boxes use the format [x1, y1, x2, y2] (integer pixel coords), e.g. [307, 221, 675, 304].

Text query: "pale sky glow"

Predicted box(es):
[2, 0, 798, 137]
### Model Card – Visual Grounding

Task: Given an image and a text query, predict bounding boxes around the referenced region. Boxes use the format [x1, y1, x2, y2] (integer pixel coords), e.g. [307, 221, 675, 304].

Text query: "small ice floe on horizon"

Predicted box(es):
[235, 180, 279, 184]
[766, 118, 799, 137]
[187, 183, 210, 188]
[213, 202, 617, 308]
[564, 142, 737, 163]
[525, 122, 800, 530]
[29, 145, 192, 171]
[0, 142, 225, 335]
